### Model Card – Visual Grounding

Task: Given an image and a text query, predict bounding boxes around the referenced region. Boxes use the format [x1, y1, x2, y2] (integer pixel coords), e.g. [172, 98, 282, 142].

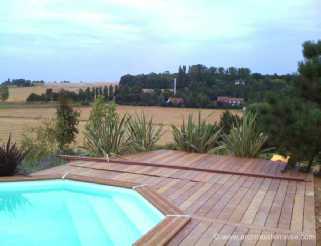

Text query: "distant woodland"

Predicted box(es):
[117, 65, 294, 108]
[0, 65, 295, 108]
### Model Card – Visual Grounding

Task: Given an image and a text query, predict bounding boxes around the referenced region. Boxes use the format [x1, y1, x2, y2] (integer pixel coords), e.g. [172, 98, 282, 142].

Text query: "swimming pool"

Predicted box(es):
[0, 180, 164, 246]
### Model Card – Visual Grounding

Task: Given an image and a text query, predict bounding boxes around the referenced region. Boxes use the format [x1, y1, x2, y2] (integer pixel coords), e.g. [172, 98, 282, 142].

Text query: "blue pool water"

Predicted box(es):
[0, 180, 164, 246]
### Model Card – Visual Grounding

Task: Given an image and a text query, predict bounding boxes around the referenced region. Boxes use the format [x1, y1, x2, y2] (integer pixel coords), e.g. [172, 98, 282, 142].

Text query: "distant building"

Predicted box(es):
[142, 88, 174, 94]
[142, 89, 155, 94]
[166, 97, 184, 105]
[217, 96, 244, 106]
[234, 80, 245, 86]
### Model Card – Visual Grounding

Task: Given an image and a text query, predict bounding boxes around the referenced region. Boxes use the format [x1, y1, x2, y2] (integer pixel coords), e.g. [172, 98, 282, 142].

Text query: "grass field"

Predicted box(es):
[0, 105, 241, 145]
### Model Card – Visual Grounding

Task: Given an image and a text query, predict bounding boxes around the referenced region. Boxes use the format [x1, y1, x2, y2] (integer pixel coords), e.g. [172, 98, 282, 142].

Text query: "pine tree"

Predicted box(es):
[298, 40, 321, 106]
[251, 39, 321, 172]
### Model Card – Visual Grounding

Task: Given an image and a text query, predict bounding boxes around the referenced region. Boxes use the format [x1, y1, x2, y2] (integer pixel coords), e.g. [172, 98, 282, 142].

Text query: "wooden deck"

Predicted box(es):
[33, 150, 316, 245]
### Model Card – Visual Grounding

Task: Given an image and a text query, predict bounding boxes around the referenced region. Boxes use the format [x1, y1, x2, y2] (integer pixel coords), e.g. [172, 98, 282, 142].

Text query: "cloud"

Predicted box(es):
[0, 0, 319, 81]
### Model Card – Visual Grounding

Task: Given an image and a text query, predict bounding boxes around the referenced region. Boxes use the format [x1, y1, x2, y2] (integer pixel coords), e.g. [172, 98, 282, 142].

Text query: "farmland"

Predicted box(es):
[6, 83, 114, 102]
[0, 105, 240, 145]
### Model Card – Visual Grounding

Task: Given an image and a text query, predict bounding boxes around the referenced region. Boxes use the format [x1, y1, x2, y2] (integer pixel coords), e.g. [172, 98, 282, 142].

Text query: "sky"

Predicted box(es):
[0, 0, 320, 82]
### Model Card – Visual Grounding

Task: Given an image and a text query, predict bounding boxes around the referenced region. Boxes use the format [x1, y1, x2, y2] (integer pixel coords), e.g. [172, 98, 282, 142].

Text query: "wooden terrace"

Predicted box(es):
[31, 150, 316, 245]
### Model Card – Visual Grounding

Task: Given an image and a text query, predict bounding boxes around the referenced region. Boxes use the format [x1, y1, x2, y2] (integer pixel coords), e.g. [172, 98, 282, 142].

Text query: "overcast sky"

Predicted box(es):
[0, 0, 320, 82]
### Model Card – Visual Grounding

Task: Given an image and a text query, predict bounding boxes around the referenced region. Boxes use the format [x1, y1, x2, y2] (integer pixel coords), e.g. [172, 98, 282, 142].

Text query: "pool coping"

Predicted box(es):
[0, 174, 191, 245]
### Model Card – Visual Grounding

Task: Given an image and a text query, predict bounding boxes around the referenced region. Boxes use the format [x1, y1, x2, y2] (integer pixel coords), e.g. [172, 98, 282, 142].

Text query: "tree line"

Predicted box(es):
[27, 85, 118, 105]
[117, 65, 295, 108]
[1, 67, 296, 109]
[1, 79, 44, 87]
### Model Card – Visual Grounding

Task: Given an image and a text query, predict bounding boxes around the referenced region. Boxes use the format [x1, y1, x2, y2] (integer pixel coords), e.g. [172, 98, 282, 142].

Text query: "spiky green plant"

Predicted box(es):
[128, 113, 163, 152]
[83, 102, 130, 156]
[171, 112, 221, 153]
[220, 112, 268, 157]
[0, 135, 27, 176]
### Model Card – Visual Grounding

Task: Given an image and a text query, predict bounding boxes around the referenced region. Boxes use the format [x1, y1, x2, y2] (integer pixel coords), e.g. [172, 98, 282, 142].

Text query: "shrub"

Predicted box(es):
[26, 93, 45, 102]
[250, 96, 321, 171]
[218, 110, 242, 135]
[21, 117, 74, 173]
[0, 86, 9, 102]
[219, 112, 268, 157]
[85, 96, 108, 130]
[83, 101, 130, 156]
[128, 113, 163, 152]
[0, 135, 27, 176]
[171, 112, 221, 153]
[55, 96, 79, 151]
[21, 120, 58, 169]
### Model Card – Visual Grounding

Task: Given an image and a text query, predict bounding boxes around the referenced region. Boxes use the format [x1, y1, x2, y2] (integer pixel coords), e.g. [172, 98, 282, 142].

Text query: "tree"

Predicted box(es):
[115, 64, 293, 108]
[55, 95, 79, 151]
[109, 85, 114, 100]
[250, 96, 321, 170]
[103, 86, 109, 100]
[298, 40, 321, 106]
[84, 87, 91, 102]
[85, 96, 107, 130]
[250, 39, 321, 172]
[0, 86, 9, 101]
[177, 65, 188, 88]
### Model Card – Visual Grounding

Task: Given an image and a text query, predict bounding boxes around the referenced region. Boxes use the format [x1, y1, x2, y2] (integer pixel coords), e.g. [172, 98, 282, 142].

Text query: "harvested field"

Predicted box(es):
[7, 83, 114, 102]
[0, 105, 241, 145]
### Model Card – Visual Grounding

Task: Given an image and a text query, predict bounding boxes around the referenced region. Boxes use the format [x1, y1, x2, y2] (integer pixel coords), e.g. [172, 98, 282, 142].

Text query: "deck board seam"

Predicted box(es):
[191, 215, 313, 235]
[69, 163, 202, 183]
[61, 155, 309, 182]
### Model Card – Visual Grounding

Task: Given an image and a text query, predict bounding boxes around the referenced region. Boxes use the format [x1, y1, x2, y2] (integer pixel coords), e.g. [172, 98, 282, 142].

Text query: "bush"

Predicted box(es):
[171, 112, 221, 153]
[128, 113, 163, 152]
[83, 100, 130, 156]
[20, 119, 68, 173]
[0, 86, 9, 101]
[55, 96, 79, 151]
[218, 110, 242, 135]
[27, 93, 45, 102]
[21, 120, 59, 169]
[0, 135, 27, 176]
[219, 112, 268, 157]
[250, 96, 321, 171]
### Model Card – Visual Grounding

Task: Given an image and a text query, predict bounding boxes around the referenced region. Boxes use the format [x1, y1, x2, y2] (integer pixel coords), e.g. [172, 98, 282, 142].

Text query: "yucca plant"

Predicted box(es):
[172, 112, 221, 153]
[128, 113, 163, 152]
[219, 112, 268, 157]
[83, 101, 130, 156]
[0, 135, 27, 176]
